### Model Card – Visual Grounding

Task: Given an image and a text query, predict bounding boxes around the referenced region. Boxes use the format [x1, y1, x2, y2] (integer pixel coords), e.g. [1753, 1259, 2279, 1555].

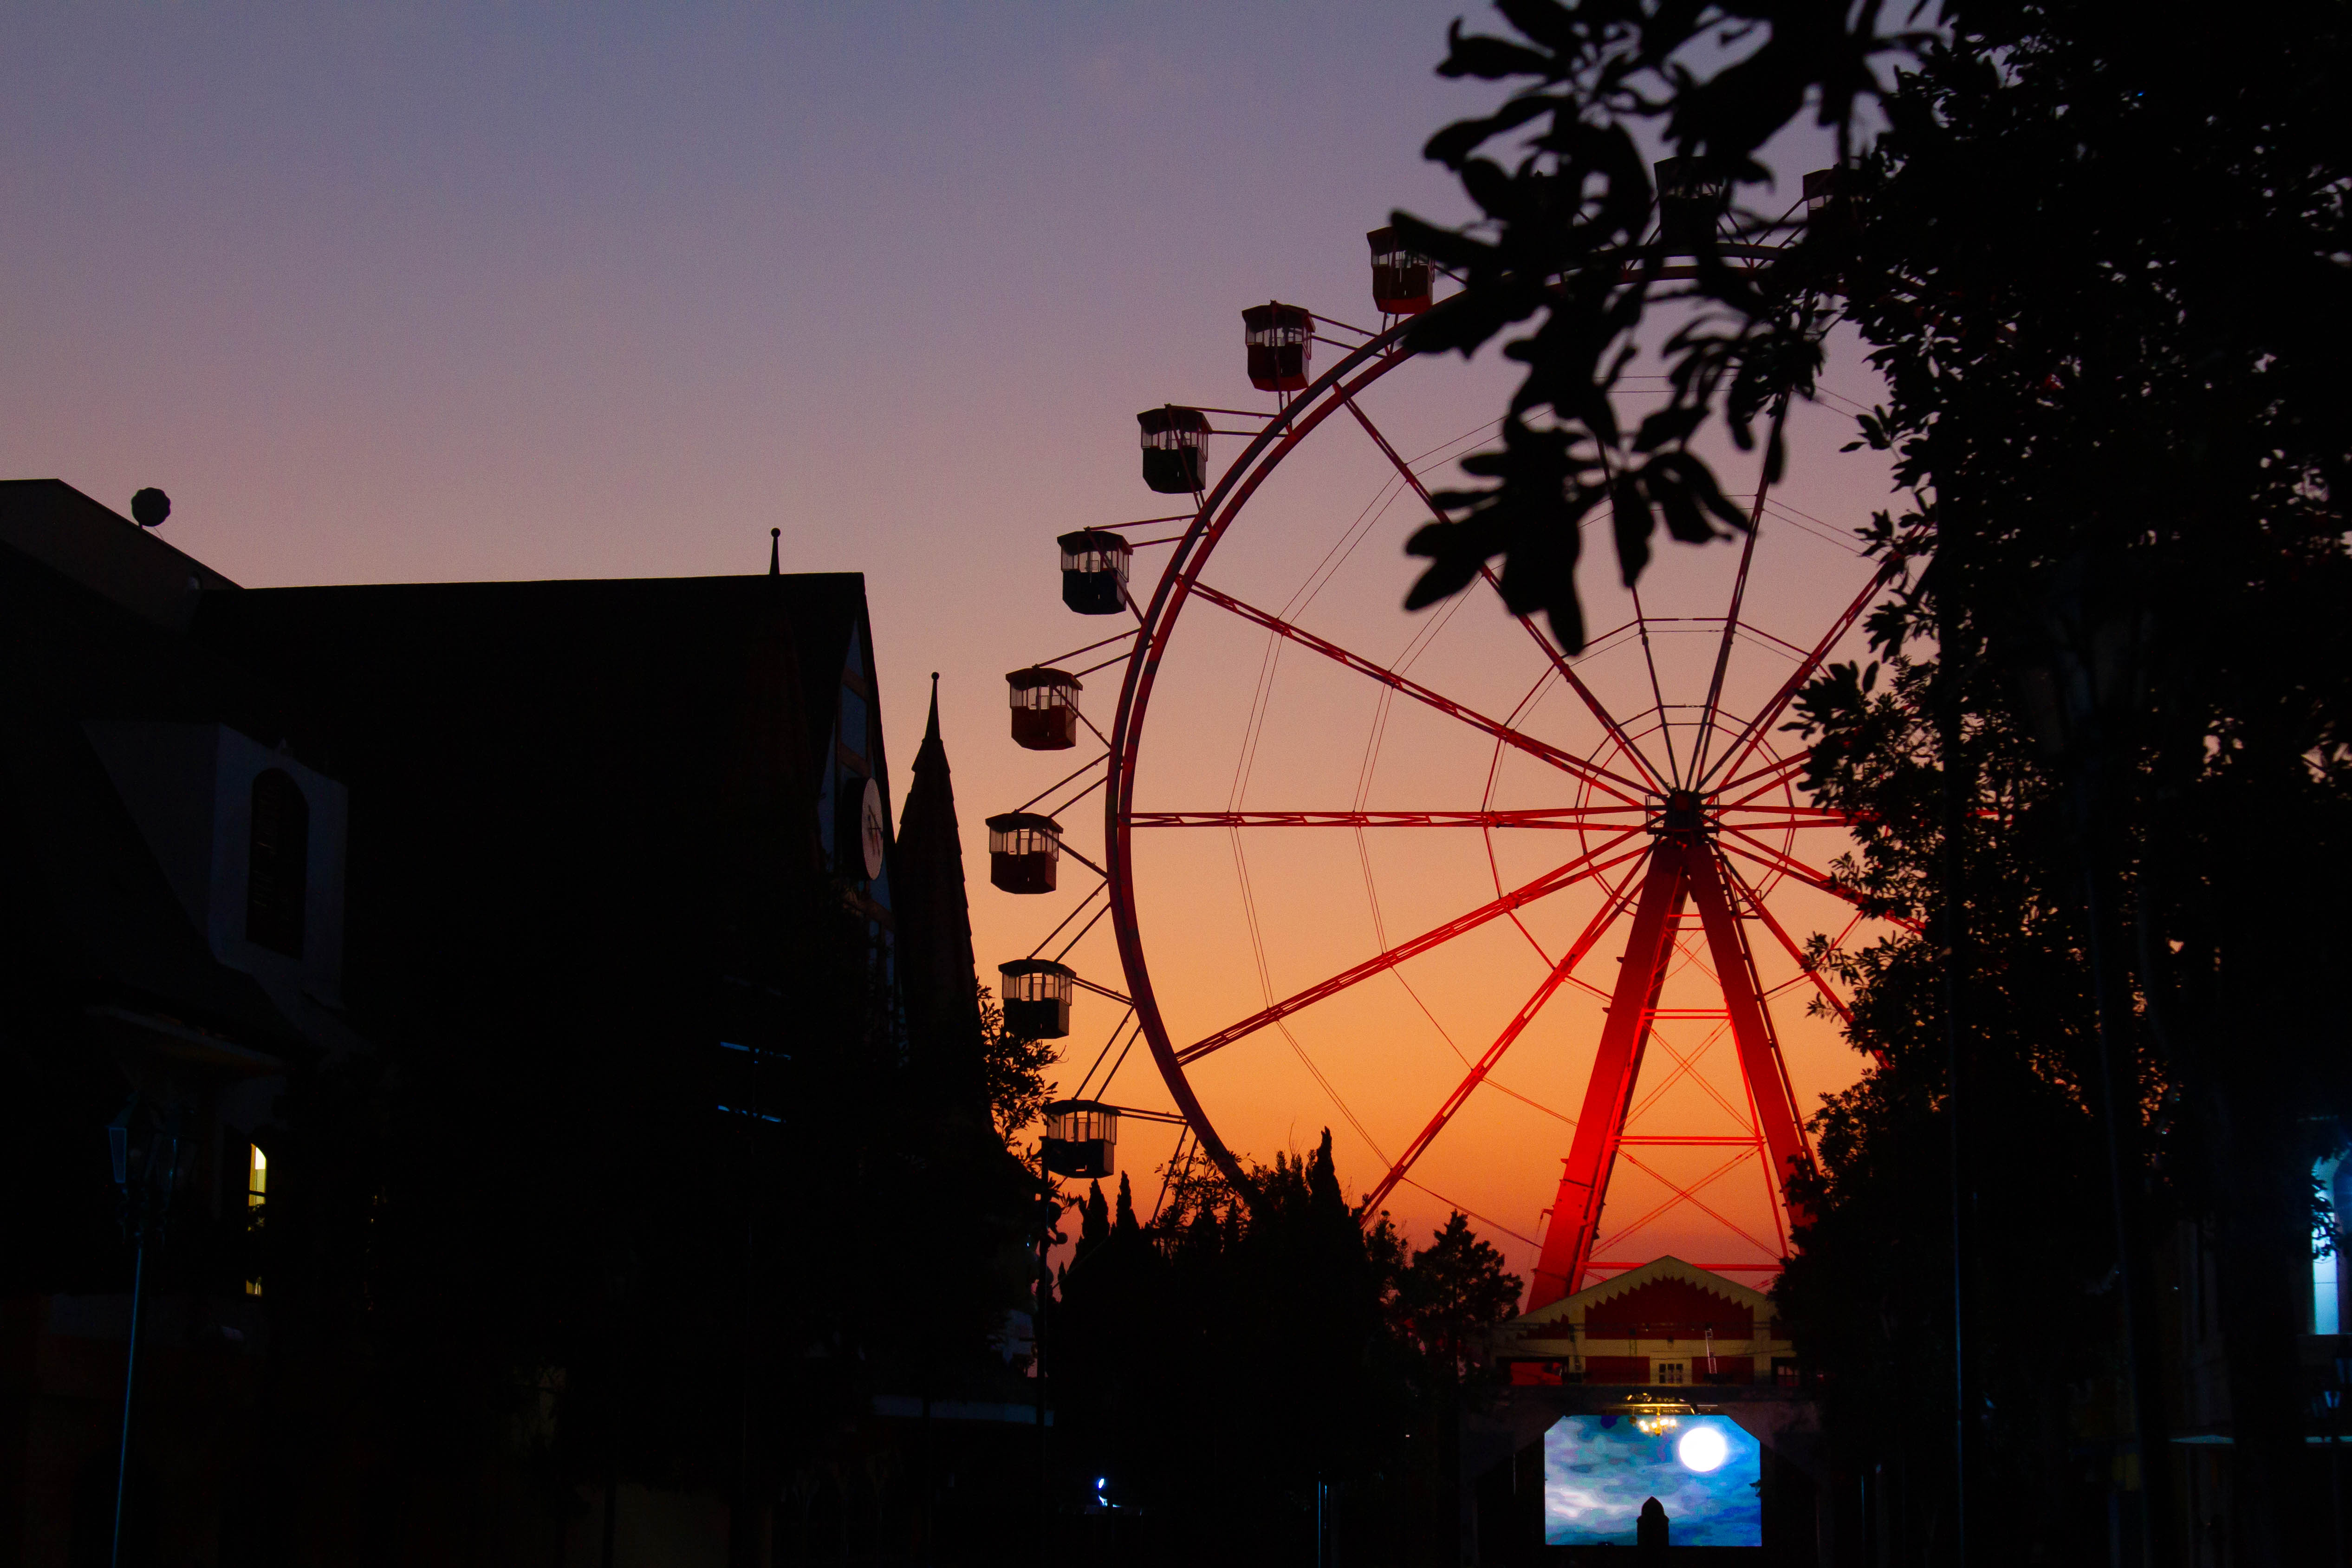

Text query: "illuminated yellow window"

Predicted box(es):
[245, 1144, 267, 1296]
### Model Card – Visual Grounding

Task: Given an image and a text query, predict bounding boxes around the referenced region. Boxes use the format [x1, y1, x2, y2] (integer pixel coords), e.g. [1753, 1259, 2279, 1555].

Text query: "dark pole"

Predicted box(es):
[2072, 779, 2175, 1568]
[1035, 1224, 1051, 1537]
[107, 1118, 179, 1568]
[108, 1114, 182, 1568]
[1935, 536, 1973, 1567]
[737, 1038, 762, 1568]
[109, 1236, 147, 1568]
[2025, 567, 2172, 1568]
[732, 1037, 789, 1568]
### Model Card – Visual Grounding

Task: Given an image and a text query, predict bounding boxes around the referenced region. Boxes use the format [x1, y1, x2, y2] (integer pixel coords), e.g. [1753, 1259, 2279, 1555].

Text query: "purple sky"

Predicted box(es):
[3, 4, 1895, 1281]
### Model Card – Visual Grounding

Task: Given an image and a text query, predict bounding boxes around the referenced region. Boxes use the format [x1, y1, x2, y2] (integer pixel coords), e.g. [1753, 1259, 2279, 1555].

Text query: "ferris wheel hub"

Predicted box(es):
[1655, 788, 1710, 837]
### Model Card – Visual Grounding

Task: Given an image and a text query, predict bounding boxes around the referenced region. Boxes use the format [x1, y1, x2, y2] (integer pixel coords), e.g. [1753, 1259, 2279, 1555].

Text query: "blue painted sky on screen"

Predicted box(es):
[1543, 1413, 1761, 1547]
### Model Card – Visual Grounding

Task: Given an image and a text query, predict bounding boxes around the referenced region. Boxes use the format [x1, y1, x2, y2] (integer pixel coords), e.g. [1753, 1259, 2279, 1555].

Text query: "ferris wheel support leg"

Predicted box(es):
[1529, 844, 1690, 1309]
[1686, 846, 1817, 1236]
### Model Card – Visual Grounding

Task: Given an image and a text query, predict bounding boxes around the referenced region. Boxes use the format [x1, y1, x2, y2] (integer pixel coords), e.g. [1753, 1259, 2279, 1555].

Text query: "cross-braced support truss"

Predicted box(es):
[1528, 825, 1815, 1308]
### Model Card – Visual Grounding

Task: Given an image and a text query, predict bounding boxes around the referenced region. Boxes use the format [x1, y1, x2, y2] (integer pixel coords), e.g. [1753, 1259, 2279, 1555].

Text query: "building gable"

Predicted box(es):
[1584, 1276, 1752, 1338]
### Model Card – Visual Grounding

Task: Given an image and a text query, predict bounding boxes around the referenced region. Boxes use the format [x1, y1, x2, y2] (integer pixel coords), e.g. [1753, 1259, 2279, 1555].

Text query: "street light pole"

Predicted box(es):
[105, 1099, 186, 1568]
[1035, 1219, 1050, 1531]
[111, 1237, 147, 1568]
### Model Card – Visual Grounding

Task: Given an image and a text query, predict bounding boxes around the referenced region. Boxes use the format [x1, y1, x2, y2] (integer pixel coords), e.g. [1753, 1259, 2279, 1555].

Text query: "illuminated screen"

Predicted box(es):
[1542, 1413, 1761, 1546]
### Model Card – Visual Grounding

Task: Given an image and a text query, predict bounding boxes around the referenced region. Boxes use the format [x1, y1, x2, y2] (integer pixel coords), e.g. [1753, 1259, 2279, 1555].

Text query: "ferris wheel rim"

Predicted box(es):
[1105, 306, 1436, 1200]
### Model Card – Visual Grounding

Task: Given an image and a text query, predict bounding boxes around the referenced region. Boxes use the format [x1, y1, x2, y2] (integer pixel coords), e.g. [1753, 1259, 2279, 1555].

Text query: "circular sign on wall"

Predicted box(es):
[859, 776, 887, 881]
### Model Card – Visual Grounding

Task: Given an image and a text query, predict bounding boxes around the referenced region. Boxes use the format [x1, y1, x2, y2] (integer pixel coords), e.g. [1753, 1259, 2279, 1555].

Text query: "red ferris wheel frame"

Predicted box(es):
[1062, 301, 1900, 1307]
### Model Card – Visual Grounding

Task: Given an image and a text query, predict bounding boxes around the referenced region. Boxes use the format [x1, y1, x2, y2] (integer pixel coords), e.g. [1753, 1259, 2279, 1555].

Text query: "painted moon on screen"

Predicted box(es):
[1676, 1425, 1729, 1473]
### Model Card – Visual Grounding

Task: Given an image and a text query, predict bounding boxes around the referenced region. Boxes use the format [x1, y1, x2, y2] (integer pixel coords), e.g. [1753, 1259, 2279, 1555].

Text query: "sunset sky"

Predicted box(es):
[2, 3, 1901, 1287]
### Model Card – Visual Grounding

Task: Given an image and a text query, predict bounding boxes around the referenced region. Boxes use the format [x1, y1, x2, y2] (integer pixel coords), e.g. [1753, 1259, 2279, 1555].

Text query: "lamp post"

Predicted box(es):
[104, 1096, 190, 1568]
[1034, 1201, 1054, 1534]
[2012, 555, 2173, 1567]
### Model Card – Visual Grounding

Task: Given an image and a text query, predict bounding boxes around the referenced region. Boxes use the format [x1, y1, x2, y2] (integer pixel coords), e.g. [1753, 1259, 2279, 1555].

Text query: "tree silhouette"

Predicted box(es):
[1414, 6, 2351, 1561]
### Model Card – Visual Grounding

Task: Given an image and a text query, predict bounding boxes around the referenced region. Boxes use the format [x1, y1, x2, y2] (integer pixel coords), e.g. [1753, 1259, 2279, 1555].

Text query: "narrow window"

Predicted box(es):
[246, 769, 308, 956]
[245, 1143, 267, 1296]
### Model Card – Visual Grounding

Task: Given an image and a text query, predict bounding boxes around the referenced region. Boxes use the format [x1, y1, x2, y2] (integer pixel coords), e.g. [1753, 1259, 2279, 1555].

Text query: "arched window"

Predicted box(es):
[246, 769, 308, 957]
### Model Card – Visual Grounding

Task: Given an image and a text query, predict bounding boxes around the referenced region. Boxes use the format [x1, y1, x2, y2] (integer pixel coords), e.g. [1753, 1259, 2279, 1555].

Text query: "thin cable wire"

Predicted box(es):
[1024, 882, 1106, 962]
[1394, 1178, 1543, 1249]
[1051, 899, 1112, 964]
[1070, 1009, 1137, 1101]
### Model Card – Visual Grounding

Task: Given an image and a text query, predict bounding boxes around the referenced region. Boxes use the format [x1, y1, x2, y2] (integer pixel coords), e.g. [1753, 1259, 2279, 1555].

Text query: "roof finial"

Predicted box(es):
[926, 672, 942, 741]
[768, 527, 780, 575]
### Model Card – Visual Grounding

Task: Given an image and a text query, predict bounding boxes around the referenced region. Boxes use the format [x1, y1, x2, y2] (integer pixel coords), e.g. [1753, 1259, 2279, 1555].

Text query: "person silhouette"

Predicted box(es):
[1637, 1495, 1669, 1559]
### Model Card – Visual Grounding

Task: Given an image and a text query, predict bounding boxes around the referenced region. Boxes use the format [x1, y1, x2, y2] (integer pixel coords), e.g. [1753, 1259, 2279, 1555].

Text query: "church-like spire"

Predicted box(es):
[895, 673, 982, 1107]
[768, 527, 780, 575]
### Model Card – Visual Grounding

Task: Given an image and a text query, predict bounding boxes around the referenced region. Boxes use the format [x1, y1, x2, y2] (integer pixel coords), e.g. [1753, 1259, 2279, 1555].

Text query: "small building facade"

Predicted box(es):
[1492, 1257, 1798, 1388]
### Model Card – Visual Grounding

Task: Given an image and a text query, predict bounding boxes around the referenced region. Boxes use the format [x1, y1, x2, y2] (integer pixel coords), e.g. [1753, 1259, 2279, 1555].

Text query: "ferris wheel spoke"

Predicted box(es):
[1698, 555, 1904, 793]
[1686, 401, 1788, 783]
[1355, 855, 1647, 1220]
[1715, 832, 1922, 935]
[1126, 807, 1646, 829]
[1712, 827, 1842, 894]
[1330, 393, 1666, 794]
[1173, 831, 1650, 1067]
[1340, 392, 1453, 520]
[1185, 580, 1652, 805]
[1714, 853, 1860, 1036]
[1478, 565, 1667, 791]
[1715, 748, 1813, 804]
[1713, 805, 1853, 832]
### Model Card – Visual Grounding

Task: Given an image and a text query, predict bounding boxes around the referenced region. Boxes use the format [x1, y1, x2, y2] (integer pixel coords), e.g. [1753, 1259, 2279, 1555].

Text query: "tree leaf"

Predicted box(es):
[1437, 24, 1562, 83]
[1422, 93, 1556, 170]
[1611, 473, 1656, 586]
[1647, 462, 1719, 545]
[1634, 403, 1709, 453]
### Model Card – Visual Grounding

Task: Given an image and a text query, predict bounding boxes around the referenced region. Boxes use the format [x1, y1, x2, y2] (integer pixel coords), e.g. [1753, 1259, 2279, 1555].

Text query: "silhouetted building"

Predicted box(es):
[0, 479, 1025, 1566]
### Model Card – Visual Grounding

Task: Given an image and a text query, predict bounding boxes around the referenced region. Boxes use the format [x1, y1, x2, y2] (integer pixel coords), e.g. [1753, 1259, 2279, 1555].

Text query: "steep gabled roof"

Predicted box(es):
[893, 675, 982, 1104]
[1508, 1256, 1774, 1330]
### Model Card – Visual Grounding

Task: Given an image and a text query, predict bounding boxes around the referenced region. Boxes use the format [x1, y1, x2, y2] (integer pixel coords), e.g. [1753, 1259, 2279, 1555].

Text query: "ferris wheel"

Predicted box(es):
[993, 170, 1897, 1307]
